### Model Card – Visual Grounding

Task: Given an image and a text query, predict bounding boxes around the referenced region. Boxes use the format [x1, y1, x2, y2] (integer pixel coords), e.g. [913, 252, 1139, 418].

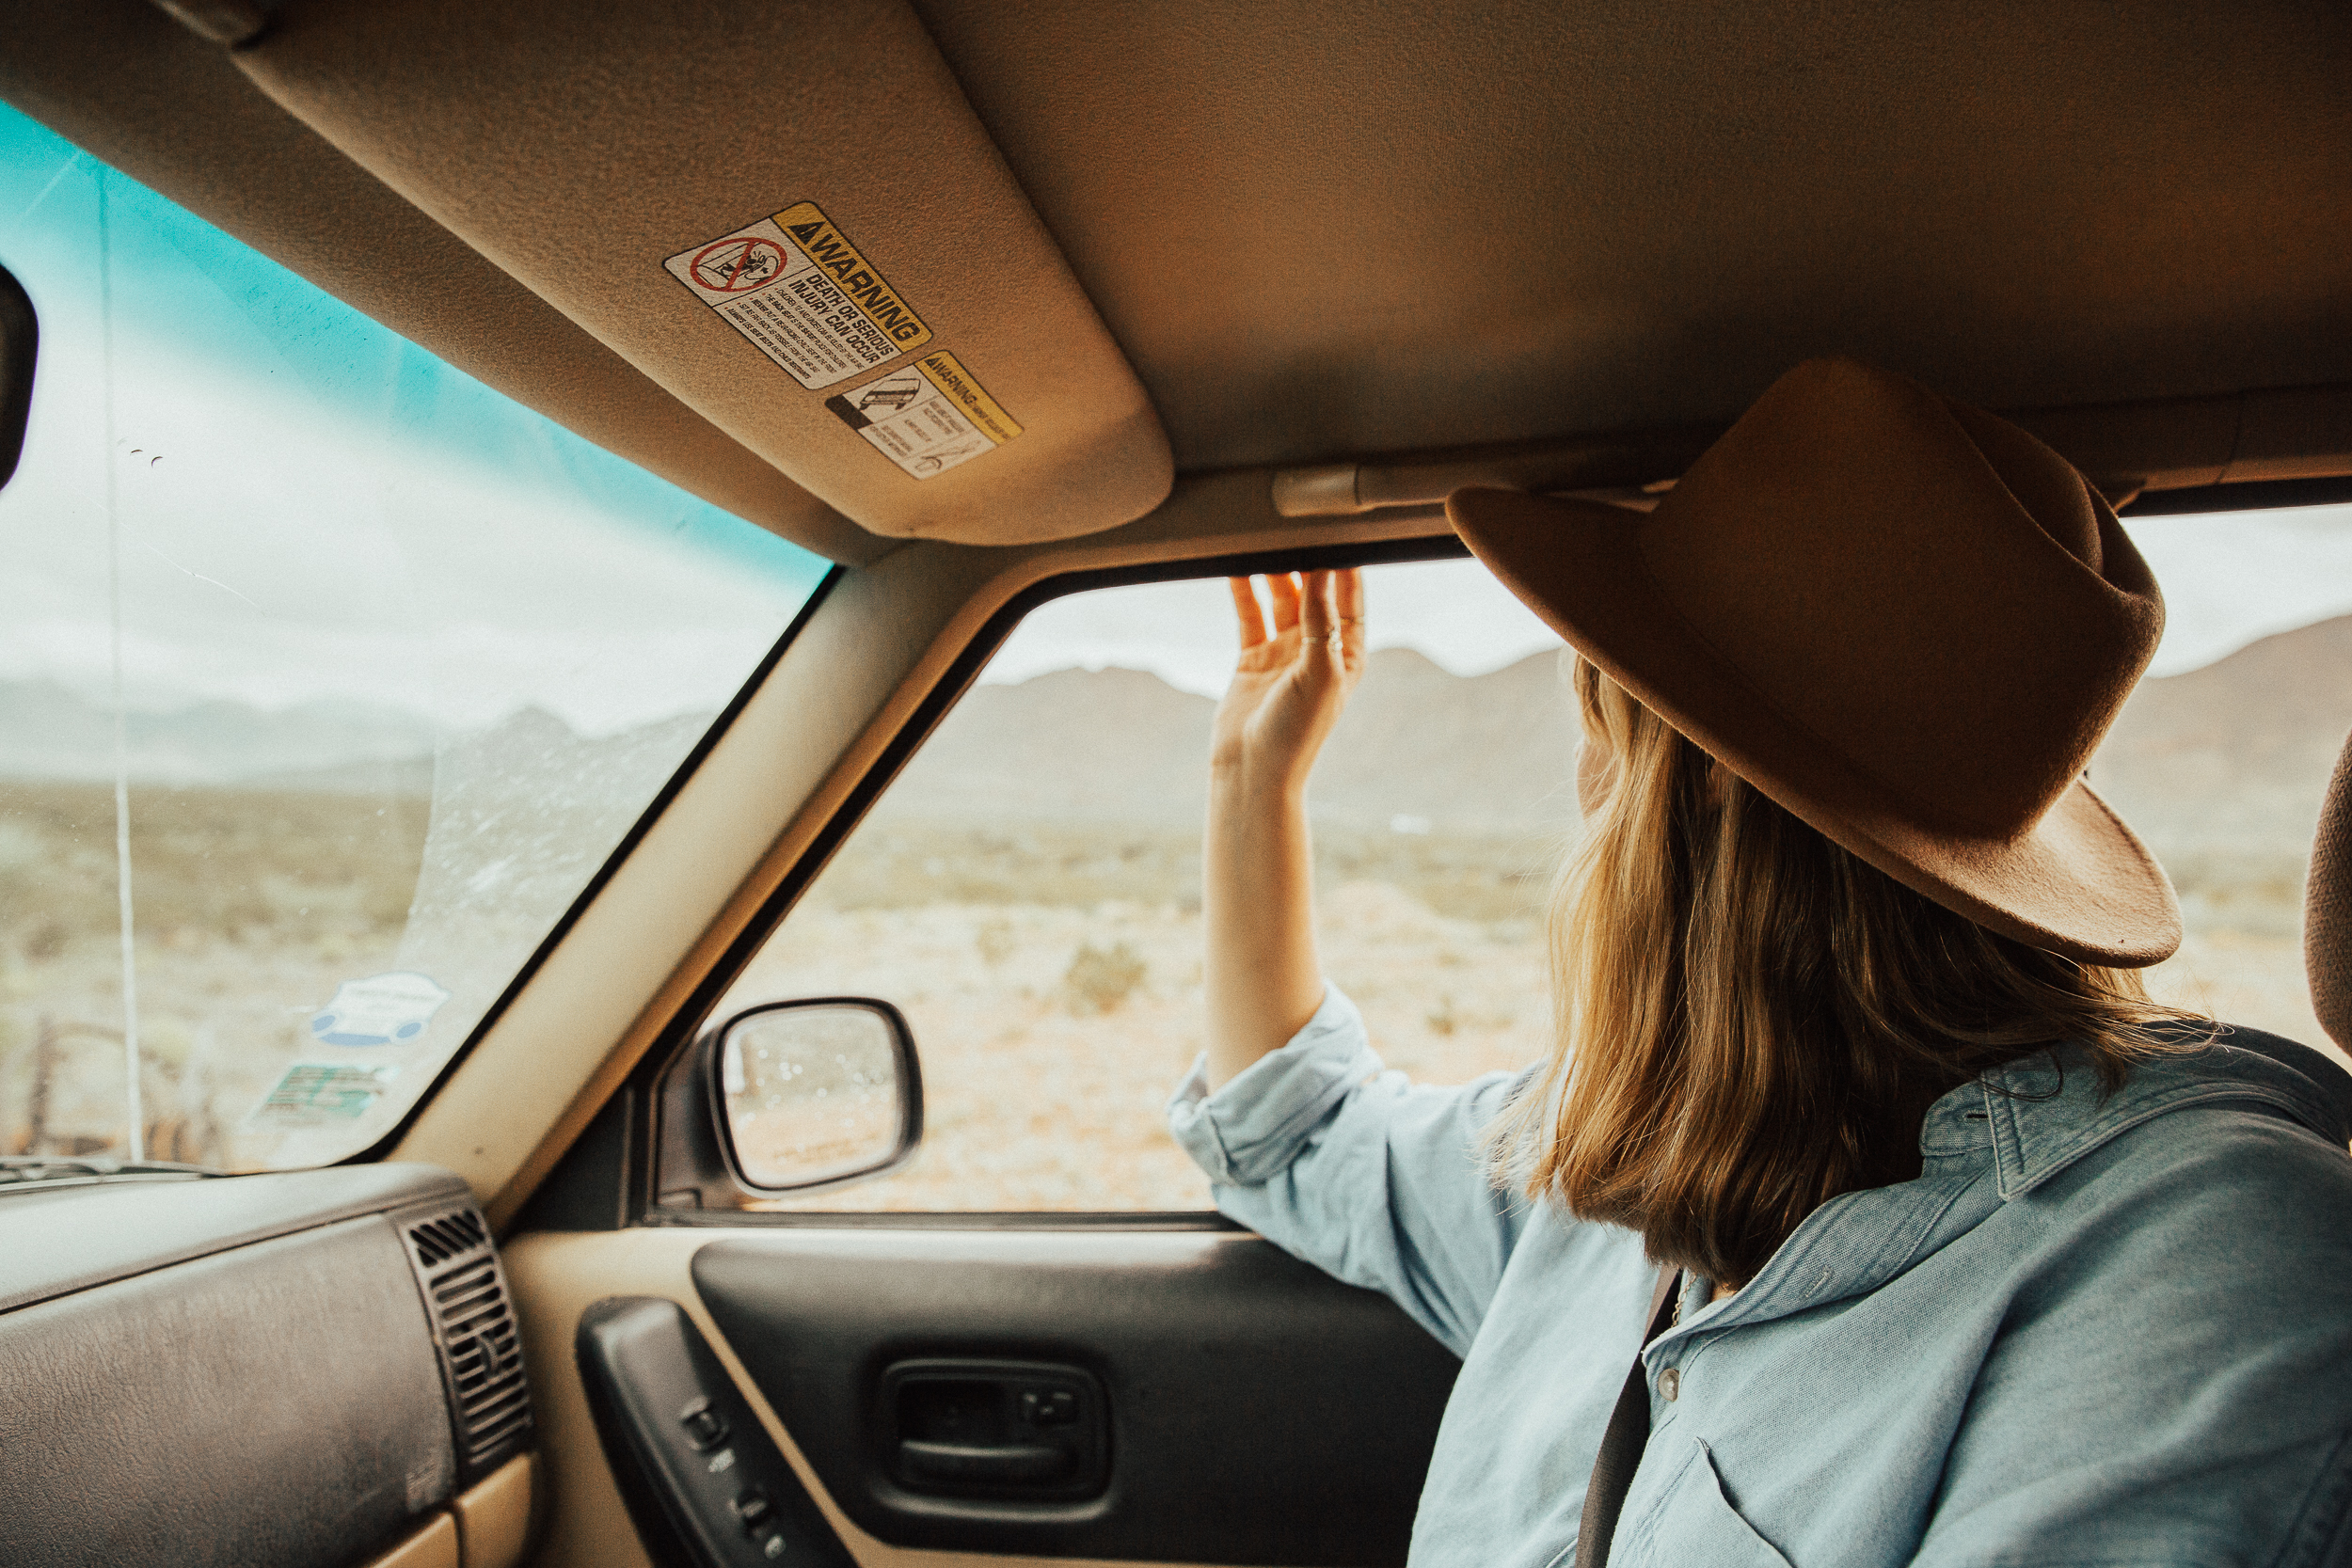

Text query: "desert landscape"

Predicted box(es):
[7, 614, 2352, 1206]
[723, 624, 2352, 1212]
[0, 691, 707, 1166]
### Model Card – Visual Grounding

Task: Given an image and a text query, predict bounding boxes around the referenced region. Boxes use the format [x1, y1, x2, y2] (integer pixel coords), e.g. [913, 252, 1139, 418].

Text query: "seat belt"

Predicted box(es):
[1576, 1265, 1683, 1568]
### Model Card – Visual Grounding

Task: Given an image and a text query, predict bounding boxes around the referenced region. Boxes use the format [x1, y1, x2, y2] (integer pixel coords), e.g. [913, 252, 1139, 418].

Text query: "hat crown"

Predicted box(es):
[1637, 359, 2161, 840]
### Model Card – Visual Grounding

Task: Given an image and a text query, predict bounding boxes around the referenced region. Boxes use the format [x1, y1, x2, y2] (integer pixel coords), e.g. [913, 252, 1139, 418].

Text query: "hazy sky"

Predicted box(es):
[983, 506, 2352, 699]
[0, 107, 826, 736]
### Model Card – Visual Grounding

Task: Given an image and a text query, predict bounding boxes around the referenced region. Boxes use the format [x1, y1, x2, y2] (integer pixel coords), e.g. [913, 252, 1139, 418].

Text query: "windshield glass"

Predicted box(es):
[0, 105, 828, 1170]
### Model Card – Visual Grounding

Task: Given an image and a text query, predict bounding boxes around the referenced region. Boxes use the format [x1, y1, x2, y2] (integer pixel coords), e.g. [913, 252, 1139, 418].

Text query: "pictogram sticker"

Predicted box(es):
[689, 236, 787, 293]
[307, 971, 450, 1048]
[824, 350, 1023, 480]
[662, 201, 931, 389]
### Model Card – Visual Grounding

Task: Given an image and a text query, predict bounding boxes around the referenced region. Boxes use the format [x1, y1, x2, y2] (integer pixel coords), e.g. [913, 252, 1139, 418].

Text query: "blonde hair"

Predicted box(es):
[1502, 657, 2192, 1286]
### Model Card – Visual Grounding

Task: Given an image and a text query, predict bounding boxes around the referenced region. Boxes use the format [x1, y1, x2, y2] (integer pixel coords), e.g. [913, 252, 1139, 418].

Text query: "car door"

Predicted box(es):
[500, 546, 1531, 1568]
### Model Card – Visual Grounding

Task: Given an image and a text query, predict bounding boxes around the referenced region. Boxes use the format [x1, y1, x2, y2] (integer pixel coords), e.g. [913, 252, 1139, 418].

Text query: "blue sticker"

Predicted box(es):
[305, 972, 452, 1048]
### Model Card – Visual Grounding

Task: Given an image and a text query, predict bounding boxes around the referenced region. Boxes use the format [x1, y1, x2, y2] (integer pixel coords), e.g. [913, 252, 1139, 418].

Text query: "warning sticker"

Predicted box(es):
[662, 201, 931, 389]
[824, 351, 1023, 480]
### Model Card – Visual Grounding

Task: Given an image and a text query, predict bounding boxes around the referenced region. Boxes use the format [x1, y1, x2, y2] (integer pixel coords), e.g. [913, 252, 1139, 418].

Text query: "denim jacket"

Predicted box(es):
[1168, 985, 2352, 1567]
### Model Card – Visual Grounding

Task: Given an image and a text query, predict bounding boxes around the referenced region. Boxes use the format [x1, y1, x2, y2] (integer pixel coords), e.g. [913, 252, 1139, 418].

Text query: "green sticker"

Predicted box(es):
[246, 1061, 400, 1129]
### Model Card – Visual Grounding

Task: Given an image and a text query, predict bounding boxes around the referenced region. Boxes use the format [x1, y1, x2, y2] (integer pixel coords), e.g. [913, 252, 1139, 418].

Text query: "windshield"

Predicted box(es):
[0, 105, 828, 1170]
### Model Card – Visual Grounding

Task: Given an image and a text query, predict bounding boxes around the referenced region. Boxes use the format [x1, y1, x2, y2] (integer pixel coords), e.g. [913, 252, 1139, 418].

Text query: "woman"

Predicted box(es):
[1168, 360, 2352, 1565]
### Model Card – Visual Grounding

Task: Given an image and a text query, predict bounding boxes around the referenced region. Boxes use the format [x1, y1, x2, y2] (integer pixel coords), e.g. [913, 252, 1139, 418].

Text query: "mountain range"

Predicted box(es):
[886, 620, 2352, 854]
[8, 613, 2352, 854]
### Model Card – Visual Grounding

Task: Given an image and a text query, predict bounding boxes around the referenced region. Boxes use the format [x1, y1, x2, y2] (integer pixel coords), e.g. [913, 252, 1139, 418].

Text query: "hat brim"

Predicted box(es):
[1449, 485, 2182, 966]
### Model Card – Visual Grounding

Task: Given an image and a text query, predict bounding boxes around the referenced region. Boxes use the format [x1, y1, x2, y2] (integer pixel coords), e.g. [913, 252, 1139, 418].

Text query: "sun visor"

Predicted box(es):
[230, 0, 1171, 546]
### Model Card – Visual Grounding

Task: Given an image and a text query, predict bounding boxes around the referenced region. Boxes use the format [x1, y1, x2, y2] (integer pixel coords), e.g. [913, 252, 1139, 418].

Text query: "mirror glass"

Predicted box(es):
[720, 1002, 911, 1190]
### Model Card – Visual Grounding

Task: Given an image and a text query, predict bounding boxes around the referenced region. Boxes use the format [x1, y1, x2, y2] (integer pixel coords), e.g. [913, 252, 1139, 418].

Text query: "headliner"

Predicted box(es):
[5, 0, 2348, 554]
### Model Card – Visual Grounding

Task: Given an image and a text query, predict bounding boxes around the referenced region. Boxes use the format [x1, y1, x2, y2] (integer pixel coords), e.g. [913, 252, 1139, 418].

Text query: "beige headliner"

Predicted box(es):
[6, 0, 2348, 557]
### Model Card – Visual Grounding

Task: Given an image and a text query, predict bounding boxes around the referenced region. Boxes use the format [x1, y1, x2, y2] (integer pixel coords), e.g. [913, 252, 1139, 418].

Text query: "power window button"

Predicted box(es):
[678, 1394, 729, 1450]
[733, 1489, 774, 1533]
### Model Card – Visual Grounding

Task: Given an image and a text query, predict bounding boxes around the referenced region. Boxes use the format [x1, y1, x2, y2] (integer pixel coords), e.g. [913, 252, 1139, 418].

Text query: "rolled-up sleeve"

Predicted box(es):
[1167, 984, 1541, 1355]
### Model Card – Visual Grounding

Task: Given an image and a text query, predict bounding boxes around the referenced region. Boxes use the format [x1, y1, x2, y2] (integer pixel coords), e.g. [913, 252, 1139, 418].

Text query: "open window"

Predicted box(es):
[630, 498, 2352, 1223]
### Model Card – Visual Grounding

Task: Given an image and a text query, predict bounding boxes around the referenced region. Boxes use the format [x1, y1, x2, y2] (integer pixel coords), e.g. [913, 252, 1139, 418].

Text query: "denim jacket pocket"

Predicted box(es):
[1619, 1438, 1795, 1568]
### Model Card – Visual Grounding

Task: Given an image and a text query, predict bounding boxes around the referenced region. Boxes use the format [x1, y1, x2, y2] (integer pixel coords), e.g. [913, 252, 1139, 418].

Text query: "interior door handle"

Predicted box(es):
[882, 1358, 1108, 1500]
[897, 1439, 1073, 1484]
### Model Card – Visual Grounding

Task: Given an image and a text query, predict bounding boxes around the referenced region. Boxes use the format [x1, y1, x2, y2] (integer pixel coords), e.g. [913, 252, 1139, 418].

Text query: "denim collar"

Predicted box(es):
[1656, 1025, 2352, 1350]
[1975, 1028, 2349, 1198]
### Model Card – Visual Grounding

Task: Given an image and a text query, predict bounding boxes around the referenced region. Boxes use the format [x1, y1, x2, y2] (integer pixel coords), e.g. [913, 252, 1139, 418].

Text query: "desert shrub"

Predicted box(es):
[1064, 941, 1147, 1015]
[975, 916, 1018, 966]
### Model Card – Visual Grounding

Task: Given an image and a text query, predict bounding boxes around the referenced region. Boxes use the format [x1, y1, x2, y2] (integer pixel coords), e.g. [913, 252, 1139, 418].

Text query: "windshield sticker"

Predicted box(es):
[308, 972, 452, 1048]
[662, 201, 932, 389]
[824, 351, 1023, 480]
[245, 1062, 401, 1129]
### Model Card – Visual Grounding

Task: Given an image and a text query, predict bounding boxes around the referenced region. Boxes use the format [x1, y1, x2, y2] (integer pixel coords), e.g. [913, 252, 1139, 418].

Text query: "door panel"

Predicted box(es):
[505, 1228, 1459, 1568]
[694, 1231, 1456, 1565]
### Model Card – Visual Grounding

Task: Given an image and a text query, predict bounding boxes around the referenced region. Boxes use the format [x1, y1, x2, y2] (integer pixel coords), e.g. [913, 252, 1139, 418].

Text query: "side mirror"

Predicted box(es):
[714, 999, 923, 1193]
[0, 262, 35, 494]
[651, 997, 923, 1212]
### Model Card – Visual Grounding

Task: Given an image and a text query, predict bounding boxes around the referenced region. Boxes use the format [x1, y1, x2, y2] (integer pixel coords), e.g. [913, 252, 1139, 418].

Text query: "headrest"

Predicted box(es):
[2304, 727, 2352, 1053]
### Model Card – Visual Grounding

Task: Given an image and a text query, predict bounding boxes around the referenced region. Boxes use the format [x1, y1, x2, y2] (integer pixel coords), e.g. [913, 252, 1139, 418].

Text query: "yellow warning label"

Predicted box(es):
[914, 352, 1023, 445]
[825, 352, 1023, 480]
[661, 201, 930, 390]
[772, 202, 930, 353]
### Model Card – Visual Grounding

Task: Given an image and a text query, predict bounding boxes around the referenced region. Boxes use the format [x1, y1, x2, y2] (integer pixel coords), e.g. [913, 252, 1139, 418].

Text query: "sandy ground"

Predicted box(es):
[724, 884, 2343, 1214]
[10, 877, 2336, 1196]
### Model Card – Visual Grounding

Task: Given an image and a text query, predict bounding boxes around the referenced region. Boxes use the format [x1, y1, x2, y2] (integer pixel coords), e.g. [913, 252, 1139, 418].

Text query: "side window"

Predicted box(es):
[730, 505, 2352, 1213]
[717, 560, 1582, 1211]
[2101, 507, 2352, 1069]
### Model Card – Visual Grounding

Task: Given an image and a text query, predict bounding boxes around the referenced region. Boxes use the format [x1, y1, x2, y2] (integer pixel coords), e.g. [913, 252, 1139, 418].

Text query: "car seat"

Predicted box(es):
[2311, 733, 2352, 1056]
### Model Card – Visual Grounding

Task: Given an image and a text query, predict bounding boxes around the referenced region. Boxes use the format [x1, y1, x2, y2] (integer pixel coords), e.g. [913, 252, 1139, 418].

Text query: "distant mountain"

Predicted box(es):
[10, 610, 2350, 857]
[876, 665, 1216, 824]
[881, 619, 2352, 852]
[0, 679, 435, 786]
[877, 647, 1582, 831]
[2093, 616, 2352, 854]
[0, 681, 718, 815]
[1314, 647, 1581, 827]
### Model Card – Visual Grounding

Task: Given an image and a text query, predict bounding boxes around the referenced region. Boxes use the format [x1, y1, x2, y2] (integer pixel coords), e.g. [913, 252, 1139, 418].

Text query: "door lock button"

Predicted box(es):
[678, 1394, 730, 1450]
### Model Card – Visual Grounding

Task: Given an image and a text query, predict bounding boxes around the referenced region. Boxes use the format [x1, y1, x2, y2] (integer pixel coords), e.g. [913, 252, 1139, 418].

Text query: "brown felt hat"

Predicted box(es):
[1449, 356, 2182, 967]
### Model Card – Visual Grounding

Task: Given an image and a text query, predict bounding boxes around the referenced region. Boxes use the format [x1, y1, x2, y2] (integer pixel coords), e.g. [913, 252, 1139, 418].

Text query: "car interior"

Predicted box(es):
[3, 3, 2349, 1566]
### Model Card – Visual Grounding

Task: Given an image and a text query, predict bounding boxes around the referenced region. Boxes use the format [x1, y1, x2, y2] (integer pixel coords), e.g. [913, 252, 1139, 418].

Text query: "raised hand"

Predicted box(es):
[1209, 569, 1367, 795]
[1202, 568, 1365, 1088]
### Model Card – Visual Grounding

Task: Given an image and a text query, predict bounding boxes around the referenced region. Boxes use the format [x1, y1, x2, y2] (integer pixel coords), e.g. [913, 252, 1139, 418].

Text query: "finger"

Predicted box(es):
[1299, 569, 1336, 646]
[1335, 567, 1365, 629]
[1230, 577, 1268, 650]
[1266, 573, 1304, 637]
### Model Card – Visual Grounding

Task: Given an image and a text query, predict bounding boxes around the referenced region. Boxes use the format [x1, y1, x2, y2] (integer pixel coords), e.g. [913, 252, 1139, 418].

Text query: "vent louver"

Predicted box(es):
[394, 1200, 533, 1483]
[408, 1209, 486, 1268]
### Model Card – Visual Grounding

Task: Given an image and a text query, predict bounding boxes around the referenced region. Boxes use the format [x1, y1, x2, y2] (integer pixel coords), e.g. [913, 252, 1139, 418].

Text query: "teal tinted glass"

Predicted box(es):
[0, 104, 828, 1169]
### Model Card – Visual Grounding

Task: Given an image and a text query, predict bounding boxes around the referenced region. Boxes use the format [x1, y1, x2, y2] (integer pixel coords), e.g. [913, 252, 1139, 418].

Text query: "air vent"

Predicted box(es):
[408, 1209, 487, 1268]
[394, 1200, 533, 1482]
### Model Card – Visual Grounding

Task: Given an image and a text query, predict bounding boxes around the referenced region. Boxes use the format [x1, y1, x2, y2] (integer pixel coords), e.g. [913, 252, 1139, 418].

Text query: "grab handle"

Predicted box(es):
[897, 1439, 1073, 1485]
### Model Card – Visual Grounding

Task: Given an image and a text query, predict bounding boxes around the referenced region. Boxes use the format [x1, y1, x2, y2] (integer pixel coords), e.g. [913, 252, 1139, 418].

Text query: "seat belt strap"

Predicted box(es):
[1575, 1265, 1682, 1568]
